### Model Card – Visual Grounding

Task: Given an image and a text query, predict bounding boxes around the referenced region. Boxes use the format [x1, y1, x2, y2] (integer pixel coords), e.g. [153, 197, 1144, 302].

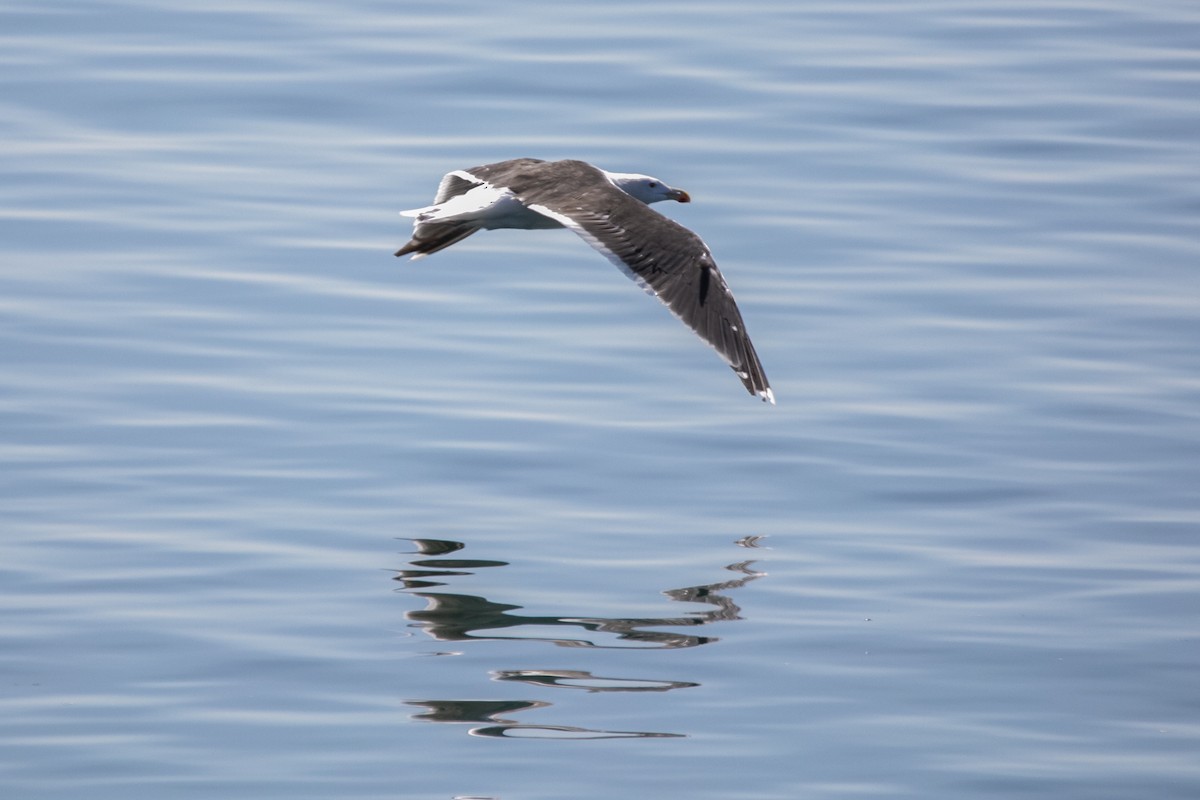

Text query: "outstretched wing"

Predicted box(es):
[514, 161, 773, 403]
[433, 158, 549, 203]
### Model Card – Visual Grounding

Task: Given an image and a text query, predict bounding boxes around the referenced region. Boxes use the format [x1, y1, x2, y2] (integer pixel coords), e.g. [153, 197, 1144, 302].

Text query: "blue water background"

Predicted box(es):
[3, 1, 1199, 798]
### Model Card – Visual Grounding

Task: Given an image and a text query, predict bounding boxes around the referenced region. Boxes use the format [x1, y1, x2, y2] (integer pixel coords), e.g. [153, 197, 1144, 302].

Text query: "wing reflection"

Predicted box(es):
[394, 539, 765, 650]
[404, 698, 683, 740]
[493, 669, 698, 693]
[406, 698, 548, 725]
[470, 724, 684, 740]
[408, 538, 465, 556]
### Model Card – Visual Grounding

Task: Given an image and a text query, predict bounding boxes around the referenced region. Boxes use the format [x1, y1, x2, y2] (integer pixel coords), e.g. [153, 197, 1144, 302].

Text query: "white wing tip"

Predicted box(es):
[760, 387, 776, 405]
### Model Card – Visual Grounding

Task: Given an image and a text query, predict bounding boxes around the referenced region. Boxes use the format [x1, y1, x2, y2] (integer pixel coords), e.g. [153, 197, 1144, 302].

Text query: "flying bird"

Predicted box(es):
[395, 158, 773, 403]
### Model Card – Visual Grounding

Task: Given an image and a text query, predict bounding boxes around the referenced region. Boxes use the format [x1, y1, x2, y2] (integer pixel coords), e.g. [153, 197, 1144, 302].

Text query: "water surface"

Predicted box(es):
[3, 1, 1200, 798]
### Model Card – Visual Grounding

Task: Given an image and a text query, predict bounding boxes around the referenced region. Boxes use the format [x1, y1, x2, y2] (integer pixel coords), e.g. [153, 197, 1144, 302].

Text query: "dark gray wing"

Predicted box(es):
[433, 158, 548, 203]
[514, 160, 773, 402]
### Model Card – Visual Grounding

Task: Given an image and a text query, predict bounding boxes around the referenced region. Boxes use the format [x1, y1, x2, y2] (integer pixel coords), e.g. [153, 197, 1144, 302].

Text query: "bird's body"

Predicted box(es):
[395, 158, 773, 403]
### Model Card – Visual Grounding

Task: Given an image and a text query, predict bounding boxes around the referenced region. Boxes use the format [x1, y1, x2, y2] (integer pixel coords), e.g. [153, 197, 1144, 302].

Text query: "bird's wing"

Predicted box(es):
[433, 158, 549, 203]
[514, 161, 773, 402]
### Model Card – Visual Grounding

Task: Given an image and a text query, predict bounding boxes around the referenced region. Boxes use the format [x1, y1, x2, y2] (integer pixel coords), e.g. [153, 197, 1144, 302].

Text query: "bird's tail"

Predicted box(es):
[394, 222, 479, 260]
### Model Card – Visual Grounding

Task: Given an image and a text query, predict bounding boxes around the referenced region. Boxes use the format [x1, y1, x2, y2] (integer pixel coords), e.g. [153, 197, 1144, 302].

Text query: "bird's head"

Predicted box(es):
[606, 172, 691, 205]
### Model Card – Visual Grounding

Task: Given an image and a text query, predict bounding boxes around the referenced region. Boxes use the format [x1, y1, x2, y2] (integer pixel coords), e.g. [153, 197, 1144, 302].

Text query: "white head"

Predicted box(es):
[605, 171, 691, 205]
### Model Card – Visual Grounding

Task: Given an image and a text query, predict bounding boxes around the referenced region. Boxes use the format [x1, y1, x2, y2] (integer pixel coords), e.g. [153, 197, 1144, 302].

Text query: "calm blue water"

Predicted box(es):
[3, 1, 1200, 798]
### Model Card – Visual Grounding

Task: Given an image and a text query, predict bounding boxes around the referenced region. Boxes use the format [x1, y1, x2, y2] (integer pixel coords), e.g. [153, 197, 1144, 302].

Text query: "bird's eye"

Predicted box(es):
[649, 182, 658, 188]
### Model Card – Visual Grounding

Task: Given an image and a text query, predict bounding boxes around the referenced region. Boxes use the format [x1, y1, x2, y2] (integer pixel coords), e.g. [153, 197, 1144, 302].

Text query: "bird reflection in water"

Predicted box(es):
[394, 539, 764, 649]
[395, 536, 766, 739]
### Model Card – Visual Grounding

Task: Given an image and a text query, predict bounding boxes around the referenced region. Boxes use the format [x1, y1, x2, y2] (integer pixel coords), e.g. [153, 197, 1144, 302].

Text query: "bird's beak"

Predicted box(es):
[669, 188, 691, 203]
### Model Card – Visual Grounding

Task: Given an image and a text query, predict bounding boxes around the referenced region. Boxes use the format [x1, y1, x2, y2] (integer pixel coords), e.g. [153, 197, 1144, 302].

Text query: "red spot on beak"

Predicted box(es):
[673, 189, 691, 203]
